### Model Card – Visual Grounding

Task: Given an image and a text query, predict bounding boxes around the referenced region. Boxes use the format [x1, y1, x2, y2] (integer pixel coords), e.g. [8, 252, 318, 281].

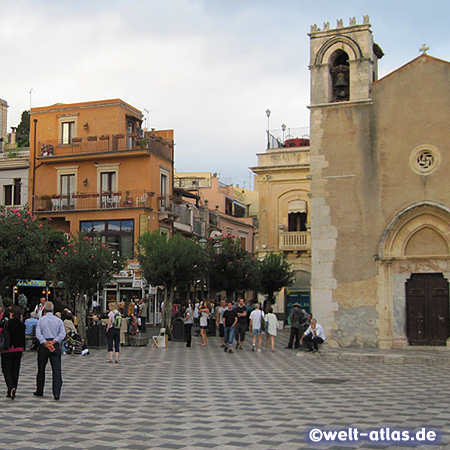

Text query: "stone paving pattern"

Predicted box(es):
[1, 329, 449, 450]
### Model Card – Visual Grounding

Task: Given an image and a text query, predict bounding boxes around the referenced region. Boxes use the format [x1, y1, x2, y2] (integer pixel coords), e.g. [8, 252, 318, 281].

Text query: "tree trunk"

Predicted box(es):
[162, 286, 174, 339]
[76, 292, 88, 341]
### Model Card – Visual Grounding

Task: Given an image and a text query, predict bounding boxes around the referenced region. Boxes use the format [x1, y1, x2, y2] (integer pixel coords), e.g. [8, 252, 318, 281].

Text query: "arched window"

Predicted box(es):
[330, 50, 350, 101]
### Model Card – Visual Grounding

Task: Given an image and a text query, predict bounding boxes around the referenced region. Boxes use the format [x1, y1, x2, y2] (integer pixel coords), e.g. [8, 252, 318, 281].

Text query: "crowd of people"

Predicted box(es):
[0, 296, 326, 401]
[177, 298, 325, 354]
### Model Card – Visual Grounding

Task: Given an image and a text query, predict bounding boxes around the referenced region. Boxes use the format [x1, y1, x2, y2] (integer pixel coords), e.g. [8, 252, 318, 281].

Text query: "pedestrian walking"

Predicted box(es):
[265, 307, 278, 352]
[249, 303, 264, 352]
[216, 300, 227, 348]
[234, 298, 247, 350]
[184, 300, 193, 347]
[1, 305, 25, 400]
[34, 301, 66, 400]
[106, 302, 121, 363]
[199, 301, 210, 346]
[222, 301, 238, 353]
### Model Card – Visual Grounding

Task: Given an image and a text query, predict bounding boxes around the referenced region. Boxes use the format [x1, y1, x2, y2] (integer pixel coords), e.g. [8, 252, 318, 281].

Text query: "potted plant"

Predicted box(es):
[72, 137, 82, 143]
[123, 191, 132, 205]
[87, 136, 97, 141]
[100, 135, 110, 140]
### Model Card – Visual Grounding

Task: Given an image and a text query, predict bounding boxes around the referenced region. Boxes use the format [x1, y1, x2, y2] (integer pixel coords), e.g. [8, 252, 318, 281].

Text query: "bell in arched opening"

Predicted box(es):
[330, 51, 350, 101]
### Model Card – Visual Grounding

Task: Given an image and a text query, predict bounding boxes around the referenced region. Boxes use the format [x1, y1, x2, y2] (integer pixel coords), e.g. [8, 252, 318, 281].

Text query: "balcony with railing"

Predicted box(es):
[34, 189, 154, 213]
[37, 134, 173, 161]
[278, 229, 311, 251]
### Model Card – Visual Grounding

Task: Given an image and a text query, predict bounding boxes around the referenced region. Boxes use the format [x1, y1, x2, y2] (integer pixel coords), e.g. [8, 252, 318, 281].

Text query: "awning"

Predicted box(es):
[288, 200, 307, 214]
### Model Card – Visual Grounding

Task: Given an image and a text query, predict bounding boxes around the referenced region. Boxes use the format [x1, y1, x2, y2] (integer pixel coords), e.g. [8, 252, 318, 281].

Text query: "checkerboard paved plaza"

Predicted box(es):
[1, 329, 450, 450]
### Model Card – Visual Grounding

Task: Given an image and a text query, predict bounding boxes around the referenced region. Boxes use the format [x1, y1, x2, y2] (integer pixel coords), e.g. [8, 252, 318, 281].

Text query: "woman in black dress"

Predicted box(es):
[1, 305, 26, 399]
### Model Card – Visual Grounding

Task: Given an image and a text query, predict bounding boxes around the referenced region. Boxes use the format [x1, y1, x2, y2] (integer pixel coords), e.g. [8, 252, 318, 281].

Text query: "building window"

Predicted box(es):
[4, 185, 12, 206]
[101, 172, 117, 194]
[288, 212, 307, 232]
[80, 219, 134, 259]
[3, 179, 22, 206]
[62, 121, 75, 145]
[161, 171, 169, 208]
[60, 174, 75, 209]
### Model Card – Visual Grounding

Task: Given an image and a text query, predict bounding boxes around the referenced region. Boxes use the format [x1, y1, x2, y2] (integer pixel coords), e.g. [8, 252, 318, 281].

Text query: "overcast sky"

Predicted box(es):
[1, 0, 449, 189]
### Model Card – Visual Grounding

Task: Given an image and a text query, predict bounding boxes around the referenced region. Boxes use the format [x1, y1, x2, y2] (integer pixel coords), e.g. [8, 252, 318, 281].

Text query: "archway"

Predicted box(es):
[377, 202, 450, 348]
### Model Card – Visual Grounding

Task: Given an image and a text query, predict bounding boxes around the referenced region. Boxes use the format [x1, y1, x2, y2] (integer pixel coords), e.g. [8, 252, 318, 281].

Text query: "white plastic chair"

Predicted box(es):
[137, 192, 148, 207]
[51, 198, 62, 210]
[112, 194, 121, 208]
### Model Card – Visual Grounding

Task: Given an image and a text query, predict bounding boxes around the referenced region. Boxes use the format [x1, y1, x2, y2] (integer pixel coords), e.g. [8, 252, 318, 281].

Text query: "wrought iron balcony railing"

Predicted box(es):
[34, 189, 154, 212]
[37, 134, 173, 161]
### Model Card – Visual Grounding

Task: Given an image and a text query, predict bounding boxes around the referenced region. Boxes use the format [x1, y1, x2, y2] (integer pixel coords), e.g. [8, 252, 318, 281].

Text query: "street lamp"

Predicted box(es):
[213, 241, 223, 255]
[199, 237, 208, 249]
[266, 109, 271, 149]
[281, 123, 286, 143]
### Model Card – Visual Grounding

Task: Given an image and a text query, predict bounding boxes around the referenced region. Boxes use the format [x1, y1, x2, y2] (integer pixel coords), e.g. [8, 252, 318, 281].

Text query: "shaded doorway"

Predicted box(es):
[406, 273, 450, 345]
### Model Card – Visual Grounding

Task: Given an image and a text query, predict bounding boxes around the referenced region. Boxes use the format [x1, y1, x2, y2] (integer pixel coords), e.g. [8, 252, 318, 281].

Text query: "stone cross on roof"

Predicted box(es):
[419, 43, 429, 54]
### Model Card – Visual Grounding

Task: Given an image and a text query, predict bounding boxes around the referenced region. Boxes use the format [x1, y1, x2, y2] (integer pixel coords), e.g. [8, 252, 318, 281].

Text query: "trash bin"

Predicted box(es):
[87, 323, 108, 348]
[207, 318, 216, 336]
[172, 317, 185, 341]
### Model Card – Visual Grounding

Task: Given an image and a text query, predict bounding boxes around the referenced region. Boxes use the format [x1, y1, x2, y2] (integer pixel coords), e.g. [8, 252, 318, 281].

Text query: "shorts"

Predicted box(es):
[200, 325, 208, 330]
[218, 323, 224, 337]
[252, 329, 261, 335]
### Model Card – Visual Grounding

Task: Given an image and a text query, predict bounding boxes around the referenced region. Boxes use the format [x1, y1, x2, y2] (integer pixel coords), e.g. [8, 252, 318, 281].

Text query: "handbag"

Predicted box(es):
[260, 311, 266, 332]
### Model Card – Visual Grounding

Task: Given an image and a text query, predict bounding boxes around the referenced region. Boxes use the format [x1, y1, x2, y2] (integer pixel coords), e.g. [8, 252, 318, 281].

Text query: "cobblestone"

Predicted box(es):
[1, 329, 449, 449]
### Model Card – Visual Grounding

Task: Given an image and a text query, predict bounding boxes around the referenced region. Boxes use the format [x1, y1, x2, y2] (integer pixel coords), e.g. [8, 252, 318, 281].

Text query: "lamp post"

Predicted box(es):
[266, 109, 271, 149]
[281, 123, 286, 143]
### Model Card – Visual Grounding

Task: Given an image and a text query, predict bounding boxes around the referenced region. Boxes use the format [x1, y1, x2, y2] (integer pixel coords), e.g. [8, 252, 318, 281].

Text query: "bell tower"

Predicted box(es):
[309, 16, 383, 105]
[308, 17, 384, 347]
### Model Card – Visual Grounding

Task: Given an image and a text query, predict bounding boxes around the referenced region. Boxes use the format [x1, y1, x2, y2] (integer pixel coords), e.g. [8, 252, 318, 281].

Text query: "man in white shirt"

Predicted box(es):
[249, 303, 265, 352]
[34, 297, 46, 319]
[300, 319, 326, 353]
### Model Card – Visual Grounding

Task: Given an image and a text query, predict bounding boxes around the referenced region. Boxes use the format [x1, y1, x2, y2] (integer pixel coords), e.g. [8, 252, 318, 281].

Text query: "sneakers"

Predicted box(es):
[252, 344, 255, 352]
[224, 346, 228, 353]
[257, 349, 262, 352]
[229, 349, 233, 354]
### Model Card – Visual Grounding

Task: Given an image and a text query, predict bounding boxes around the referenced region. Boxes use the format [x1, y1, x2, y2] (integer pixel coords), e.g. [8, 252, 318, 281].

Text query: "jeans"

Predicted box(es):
[224, 326, 235, 347]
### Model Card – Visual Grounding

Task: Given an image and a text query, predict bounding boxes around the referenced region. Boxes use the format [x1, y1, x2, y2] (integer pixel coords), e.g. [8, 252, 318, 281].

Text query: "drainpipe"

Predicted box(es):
[32, 119, 37, 213]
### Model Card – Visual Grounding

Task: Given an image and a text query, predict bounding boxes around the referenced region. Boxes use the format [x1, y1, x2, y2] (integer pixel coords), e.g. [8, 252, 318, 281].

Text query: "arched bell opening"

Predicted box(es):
[330, 50, 350, 101]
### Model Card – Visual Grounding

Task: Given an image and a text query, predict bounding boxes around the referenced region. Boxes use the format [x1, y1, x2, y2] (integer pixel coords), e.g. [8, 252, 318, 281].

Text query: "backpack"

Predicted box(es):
[0, 321, 10, 352]
[113, 311, 122, 329]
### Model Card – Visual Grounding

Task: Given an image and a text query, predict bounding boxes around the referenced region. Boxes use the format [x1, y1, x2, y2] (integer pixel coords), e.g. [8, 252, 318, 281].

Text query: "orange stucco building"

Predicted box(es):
[28, 99, 175, 303]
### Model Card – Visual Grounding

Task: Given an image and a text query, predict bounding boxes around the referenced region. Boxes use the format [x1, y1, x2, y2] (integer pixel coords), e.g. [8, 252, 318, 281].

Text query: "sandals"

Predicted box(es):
[107, 360, 113, 363]
[115, 360, 119, 364]
[10, 388, 16, 400]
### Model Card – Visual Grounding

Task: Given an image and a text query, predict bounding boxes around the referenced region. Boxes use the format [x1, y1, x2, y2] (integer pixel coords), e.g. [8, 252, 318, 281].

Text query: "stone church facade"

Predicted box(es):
[309, 17, 450, 348]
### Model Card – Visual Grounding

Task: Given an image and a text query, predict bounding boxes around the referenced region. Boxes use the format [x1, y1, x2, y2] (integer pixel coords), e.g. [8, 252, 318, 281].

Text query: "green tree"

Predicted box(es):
[257, 252, 296, 307]
[0, 206, 66, 297]
[50, 233, 125, 340]
[16, 110, 30, 148]
[137, 230, 205, 335]
[207, 236, 256, 301]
